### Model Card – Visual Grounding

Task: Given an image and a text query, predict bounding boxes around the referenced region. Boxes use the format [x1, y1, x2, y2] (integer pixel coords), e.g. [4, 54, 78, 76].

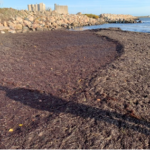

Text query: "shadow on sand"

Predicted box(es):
[0, 85, 150, 136]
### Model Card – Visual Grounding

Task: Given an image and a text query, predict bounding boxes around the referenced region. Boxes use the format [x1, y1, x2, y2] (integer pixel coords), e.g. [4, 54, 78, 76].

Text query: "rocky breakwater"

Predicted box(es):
[100, 14, 139, 23]
[0, 9, 104, 34]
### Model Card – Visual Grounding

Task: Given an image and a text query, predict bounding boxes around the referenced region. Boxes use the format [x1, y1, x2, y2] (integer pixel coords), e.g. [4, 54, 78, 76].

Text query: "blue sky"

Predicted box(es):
[0, 0, 150, 16]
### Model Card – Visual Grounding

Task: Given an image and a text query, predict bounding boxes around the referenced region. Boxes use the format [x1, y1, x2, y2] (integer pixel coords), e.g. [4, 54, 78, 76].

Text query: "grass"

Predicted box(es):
[0, 8, 27, 21]
[84, 14, 99, 19]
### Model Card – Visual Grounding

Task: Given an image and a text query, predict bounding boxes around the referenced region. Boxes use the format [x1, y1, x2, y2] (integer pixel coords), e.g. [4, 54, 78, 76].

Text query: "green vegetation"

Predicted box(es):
[84, 14, 99, 19]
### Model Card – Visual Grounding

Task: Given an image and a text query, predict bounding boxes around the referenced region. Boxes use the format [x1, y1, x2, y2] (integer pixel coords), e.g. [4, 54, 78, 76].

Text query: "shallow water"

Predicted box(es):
[70, 17, 150, 33]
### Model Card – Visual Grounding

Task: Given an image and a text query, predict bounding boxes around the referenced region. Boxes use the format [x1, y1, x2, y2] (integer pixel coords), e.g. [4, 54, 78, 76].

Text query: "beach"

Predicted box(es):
[0, 29, 150, 148]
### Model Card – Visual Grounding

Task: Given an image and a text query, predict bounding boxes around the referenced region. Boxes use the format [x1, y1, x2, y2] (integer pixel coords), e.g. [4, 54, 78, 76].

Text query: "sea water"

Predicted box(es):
[71, 18, 150, 33]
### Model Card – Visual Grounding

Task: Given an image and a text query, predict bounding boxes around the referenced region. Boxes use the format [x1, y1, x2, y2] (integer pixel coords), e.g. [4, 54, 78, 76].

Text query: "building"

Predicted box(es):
[54, 4, 68, 14]
[28, 3, 45, 11]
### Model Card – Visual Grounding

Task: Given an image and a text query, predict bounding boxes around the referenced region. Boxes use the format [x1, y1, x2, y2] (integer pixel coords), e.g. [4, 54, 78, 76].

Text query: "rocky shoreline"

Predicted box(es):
[0, 8, 141, 34]
[100, 14, 139, 23]
[0, 9, 105, 34]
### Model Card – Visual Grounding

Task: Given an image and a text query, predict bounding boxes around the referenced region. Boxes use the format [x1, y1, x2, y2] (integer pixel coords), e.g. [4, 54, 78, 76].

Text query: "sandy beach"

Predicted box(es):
[0, 29, 149, 148]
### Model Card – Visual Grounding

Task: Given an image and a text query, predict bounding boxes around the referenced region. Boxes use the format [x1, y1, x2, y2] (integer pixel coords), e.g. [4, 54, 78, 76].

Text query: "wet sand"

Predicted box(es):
[0, 29, 149, 148]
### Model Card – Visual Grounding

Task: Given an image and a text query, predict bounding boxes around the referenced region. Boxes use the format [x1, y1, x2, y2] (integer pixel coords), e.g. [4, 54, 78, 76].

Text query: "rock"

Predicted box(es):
[9, 25, 15, 30]
[16, 16, 23, 23]
[1, 31, 5, 34]
[3, 21, 7, 27]
[71, 23, 75, 26]
[15, 24, 22, 30]
[0, 26, 9, 31]
[67, 25, 72, 29]
[48, 28, 52, 31]
[100, 13, 138, 23]
[61, 23, 68, 28]
[77, 12, 82, 15]
[43, 28, 48, 31]
[27, 16, 34, 22]
[34, 19, 40, 24]
[36, 27, 43, 31]
[8, 30, 16, 34]
[138, 20, 142, 23]
[32, 23, 39, 29]
[28, 27, 36, 31]
[16, 30, 22, 33]
[0, 11, 103, 34]
[23, 20, 31, 27]
[22, 26, 29, 33]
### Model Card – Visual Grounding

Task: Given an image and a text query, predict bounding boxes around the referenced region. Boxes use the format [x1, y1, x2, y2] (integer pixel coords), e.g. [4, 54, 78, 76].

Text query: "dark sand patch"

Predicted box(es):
[0, 30, 120, 149]
[0, 29, 149, 148]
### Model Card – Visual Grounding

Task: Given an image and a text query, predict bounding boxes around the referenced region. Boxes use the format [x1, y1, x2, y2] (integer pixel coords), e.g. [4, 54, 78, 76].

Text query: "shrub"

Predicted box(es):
[84, 14, 99, 19]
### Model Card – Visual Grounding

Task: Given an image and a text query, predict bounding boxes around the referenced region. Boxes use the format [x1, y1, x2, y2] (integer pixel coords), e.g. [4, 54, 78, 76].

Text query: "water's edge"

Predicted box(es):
[70, 18, 150, 33]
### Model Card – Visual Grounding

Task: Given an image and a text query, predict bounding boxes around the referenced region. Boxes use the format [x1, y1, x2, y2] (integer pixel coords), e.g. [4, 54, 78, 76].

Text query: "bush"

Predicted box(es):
[84, 14, 99, 19]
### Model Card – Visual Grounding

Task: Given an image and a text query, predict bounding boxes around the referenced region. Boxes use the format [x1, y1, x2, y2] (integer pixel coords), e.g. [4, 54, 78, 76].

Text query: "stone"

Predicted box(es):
[8, 30, 16, 34]
[16, 30, 22, 33]
[32, 23, 39, 29]
[1, 31, 5, 34]
[0, 26, 9, 31]
[9, 25, 15, 30]
[77, 12, 82, 15]
[15, 24, 22, 30]
[61, 23, 68, 28]
[67, 25, 71, 29]
[34, 19, 40, 24]
[99, 13, 138, 23]
[3, 21, 7, 27]
[16, 16, 23, 23]
[36, 27, 43, 31]
[26, 16, 34, 22]
[137, 20, 142, 23]
[23, 20, 31, 27]
[12, 21, 17, 24]
[28, 16, 34, 22]
[0, 23, 3, 27]
[43, 28, 48, 31]
[22, 26, 29, 33]
[28, 27, 35, 31]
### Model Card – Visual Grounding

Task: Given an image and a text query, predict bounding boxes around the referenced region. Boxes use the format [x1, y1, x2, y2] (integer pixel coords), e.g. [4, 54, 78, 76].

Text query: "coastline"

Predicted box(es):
[0, 29, 150, 148]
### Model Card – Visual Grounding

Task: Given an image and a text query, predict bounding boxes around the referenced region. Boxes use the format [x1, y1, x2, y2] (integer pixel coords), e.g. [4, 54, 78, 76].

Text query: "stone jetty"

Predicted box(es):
[100, 14, 138, 23]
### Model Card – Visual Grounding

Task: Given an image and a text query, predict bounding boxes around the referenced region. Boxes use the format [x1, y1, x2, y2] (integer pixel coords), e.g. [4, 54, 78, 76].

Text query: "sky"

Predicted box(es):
[0, 0, 150, 16]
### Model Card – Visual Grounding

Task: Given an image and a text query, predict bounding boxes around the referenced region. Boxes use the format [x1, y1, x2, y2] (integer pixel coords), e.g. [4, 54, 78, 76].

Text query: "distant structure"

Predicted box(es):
[27, 3, 68, 14]
[28, 3, 46, 11]
[54, 4, 68, 14]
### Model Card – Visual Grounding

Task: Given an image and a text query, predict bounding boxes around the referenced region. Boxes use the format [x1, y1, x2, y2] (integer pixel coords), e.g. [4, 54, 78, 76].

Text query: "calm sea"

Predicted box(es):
[71, 17, 150, 33]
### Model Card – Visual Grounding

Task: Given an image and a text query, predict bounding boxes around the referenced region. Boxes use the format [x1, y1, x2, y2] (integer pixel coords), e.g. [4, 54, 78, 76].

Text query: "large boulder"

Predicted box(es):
[0, 23, 3, 27]
[0, 26, 9, 31]
[1, 31, 5, 34]
[23, 20, 32, 27]
[15, 24, 22, 30]
[77, 12, 82, 15]
[3, 21, 8, 27]
[27, 16, 34, 22]
[15, 17, 23, 23]
[22, 26, 29, 33]
[8, 30, 16, 34]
